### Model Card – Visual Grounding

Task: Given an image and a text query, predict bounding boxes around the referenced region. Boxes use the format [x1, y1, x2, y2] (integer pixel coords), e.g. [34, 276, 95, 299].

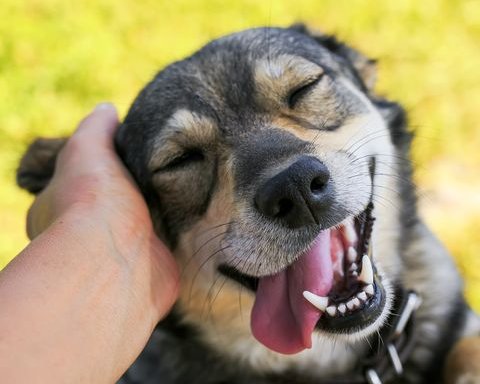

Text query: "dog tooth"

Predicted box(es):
[352, 298, 361, 308]
[346, 300, 355, 310]
[357, 291, 368, 301]
[349, 262, 358, 272]
[303, 291, 329, 312]
[338, 303, 347, 314]
[358, 255, 374, 285]
[347, 246, 357, 263]
[336, 250, 343, 265]
[364, 284, 374, 296]
[352, 271, 358, 277]
[326, 306, 337, 317]
[344, 222, 357, 244]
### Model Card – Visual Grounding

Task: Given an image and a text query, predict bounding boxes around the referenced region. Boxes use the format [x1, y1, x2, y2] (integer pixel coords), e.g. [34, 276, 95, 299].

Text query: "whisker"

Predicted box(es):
[180, 230, 229, 279]
[207, 254, 246, 322]
[347, 133, 395, 159]
[196, 221, 234, 238]
[187, 245, 231, 305]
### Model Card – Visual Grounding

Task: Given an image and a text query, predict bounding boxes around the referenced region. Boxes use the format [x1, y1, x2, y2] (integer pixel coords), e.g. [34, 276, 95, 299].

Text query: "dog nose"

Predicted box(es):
[254, 156, 333, 228]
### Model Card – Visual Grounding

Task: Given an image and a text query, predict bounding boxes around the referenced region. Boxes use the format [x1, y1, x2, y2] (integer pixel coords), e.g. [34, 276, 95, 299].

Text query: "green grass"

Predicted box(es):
[1, 0, 479, 310]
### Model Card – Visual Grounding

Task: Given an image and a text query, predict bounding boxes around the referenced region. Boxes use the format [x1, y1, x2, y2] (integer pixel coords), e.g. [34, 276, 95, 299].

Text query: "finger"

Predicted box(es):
[56, 103, 120, 171]
[73, 103, 119, 151]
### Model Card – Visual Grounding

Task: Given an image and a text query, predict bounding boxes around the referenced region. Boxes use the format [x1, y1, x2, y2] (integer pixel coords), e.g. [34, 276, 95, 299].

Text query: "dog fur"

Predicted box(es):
[17, 25, 480, 383]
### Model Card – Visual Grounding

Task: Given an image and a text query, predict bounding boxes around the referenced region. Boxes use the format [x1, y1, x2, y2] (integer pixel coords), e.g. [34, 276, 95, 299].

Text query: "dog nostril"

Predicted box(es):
[254, 156, 331, 228]
[310, 176, 327, 195]
[276, 198, 294, 218]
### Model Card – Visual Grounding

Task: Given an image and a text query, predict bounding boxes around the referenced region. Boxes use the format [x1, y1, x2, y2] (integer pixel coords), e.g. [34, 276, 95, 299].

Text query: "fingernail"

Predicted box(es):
[94, 102, 115, 111]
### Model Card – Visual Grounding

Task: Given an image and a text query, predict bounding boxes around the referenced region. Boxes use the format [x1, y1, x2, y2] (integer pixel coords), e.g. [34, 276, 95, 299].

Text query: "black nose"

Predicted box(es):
[254, 156, 332, 228]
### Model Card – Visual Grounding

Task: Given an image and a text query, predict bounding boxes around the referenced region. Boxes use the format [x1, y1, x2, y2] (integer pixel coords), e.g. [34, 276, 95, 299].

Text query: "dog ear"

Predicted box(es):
[290, 24, 377, 92]
[17, 137, 66, 194]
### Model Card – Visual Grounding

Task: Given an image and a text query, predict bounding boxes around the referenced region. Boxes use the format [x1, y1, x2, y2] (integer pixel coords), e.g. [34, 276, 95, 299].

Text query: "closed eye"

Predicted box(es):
[287, 75, 324, 108]
[155, 148, 204, 172]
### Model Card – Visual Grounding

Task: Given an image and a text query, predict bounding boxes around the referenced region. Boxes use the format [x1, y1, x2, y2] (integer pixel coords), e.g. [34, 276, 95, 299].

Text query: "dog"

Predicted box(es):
[17, 25, 480, 383]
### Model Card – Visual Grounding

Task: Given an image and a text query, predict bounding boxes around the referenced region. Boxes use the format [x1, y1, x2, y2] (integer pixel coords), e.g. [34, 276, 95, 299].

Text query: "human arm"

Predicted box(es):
[0, 104, 179, 383]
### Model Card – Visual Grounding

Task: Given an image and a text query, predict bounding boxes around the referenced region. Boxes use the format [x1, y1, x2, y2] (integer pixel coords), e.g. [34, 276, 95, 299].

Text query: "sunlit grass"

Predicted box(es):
[0, 0, 479, 310]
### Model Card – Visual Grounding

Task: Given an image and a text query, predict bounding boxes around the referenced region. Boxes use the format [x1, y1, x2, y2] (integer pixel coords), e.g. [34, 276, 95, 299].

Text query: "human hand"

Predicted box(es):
[27, 102, 179, 317]
[28, 103, 149, 243]
[0, 103, 179, 383]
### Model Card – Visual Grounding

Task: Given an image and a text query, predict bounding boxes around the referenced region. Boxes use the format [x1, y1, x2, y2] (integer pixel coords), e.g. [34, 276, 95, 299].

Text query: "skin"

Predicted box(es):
[0, 103, 179, 383]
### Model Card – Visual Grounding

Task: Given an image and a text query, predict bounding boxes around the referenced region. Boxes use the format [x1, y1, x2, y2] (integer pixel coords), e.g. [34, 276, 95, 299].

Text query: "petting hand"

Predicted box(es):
[26, 102, 179, 320]
[0, 103, 179, 383]
[28, 103, 149, 242]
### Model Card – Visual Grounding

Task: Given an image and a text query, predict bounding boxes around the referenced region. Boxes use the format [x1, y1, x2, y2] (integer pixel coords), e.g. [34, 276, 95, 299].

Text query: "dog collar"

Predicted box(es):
[323, 288, 422, 384]
[361, 289, 422, 384]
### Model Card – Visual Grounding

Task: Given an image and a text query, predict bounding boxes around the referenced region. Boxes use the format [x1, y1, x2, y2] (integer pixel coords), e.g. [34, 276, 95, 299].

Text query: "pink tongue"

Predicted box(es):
[251, 230, 333, 354]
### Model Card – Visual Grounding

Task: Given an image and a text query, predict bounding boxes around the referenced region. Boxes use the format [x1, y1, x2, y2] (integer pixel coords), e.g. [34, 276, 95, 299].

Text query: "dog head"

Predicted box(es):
[115, 25, 410, 358]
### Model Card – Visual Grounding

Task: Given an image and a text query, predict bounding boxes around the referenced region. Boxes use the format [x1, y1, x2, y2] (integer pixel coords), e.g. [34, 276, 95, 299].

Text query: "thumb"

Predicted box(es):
[55, 103, 120, 173]
[75, 103, 119, 144]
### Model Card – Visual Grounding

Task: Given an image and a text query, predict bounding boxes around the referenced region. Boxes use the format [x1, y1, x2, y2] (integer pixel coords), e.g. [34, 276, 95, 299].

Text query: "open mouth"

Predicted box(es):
[218, 202, 386, 354]
[312, 202, 385, 332]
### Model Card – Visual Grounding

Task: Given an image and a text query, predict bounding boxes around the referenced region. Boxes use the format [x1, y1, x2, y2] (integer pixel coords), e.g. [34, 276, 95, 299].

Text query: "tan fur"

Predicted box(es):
[254, 55, 324, 110]
[445, 337, 480, 384]
[148, 109, 218, 172]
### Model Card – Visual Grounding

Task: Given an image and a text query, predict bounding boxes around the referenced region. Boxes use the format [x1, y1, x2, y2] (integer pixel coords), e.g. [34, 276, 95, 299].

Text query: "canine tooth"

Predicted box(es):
[357, 291, 368, 301]
[358, 255, 374, 285]
[303, 291, 329, 312]
[326, 306, 337, 317]
[352, 271, 358, 277]
[347, 246, 357, 262]
[352, 298, 361, 308]
[338, 303, 347, 314]
[364, 284, 374, 296]
[349, 262, 358, 272]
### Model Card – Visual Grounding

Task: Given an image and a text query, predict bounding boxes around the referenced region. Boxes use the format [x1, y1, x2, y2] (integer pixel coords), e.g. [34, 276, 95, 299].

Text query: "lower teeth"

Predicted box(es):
[303, 252, 376, 317]
[325, 283, 375, 317]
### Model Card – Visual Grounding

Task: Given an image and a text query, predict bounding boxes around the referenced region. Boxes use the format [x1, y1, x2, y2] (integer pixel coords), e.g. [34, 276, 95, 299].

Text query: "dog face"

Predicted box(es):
[117, 26, 404, 361]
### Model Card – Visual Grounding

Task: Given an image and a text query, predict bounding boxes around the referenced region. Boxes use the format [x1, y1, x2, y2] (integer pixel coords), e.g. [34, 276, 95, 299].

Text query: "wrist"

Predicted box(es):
[1, 206, 166, 382]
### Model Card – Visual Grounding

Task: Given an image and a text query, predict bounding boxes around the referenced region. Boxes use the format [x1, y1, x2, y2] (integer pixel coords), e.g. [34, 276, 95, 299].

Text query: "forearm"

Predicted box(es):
[0, 208, 161, 383]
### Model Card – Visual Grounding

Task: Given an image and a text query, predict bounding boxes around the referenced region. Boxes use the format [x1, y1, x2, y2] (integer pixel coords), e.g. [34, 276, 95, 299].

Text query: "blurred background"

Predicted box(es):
[0, 0, 479, 310]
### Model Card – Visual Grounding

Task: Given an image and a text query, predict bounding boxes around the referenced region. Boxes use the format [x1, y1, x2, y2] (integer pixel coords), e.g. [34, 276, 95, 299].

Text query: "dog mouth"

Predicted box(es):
[218, 203, 386, 354]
